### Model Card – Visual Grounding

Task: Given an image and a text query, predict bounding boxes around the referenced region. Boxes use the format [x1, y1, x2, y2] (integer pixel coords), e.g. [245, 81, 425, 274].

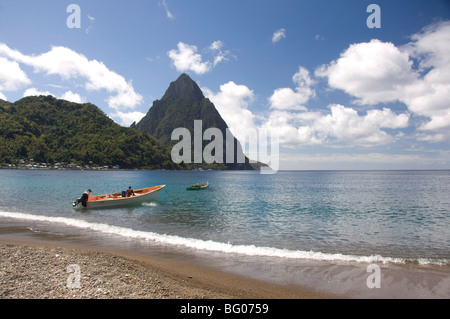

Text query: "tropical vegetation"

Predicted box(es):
[0, 96, 179, 169]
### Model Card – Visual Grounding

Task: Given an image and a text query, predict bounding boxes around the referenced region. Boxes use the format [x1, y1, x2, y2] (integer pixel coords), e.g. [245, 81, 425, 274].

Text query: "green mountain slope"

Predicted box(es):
[135, 73, 260, 170]
[0, 96, 178, 169]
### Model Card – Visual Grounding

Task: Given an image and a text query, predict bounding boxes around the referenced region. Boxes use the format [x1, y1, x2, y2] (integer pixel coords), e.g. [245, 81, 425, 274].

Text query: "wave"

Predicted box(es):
[0, 211, 446, 266]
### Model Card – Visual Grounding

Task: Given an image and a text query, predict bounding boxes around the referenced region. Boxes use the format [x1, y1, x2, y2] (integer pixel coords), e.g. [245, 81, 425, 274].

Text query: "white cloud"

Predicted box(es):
[105, 82, 142, 110]
[265, 105, 409, 147]
[269, 66, 315, 110]
[203, 81, 256, 143]
[145, 56, 161, 62]
[0, 56, 31, 92]
[269, 88, 309, 111]
[168, 41, 231, 74]
[112, 111, 146, 126]
[85, 15, 95, 34]
[316, 21, 450, 142]
[168, 42, 211, 74]
[23, 87, 83, 104]
[315, 39, 417, 105]
[0, 43, 142, 111]
[209, 40, 223, 51]
[179, 21, 449, 159]
[213, 52, 226, 67]
[204, 65, 410, 150]
[160, 0, 174, 20]
[23, 88, 52, 97]
[407, 21, 450, 70]
[61, 90, 82, 103]
[315, 105, 409, 146]
[0, 92, 7, 100]
[264, 64, 410, 147]
[272, 28, 286, 43]
[262, 110, 316, 146]
[209, 40, 231, 67]
[401, 21, 450, 141]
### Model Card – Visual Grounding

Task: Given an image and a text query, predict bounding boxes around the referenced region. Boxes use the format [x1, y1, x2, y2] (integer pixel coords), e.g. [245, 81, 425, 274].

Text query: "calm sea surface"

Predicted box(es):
[0, 169, 449, 265]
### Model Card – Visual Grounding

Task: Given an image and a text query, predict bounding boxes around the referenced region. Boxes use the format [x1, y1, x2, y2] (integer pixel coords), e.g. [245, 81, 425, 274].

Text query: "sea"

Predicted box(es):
[0, 169, 449, 298]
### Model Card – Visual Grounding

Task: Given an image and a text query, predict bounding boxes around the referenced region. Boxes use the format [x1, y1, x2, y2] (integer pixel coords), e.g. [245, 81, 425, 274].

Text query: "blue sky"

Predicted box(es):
[0, 0, 449, 169]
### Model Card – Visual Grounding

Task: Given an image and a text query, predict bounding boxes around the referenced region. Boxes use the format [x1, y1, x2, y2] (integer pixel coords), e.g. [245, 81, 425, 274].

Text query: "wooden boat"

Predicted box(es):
[73, 185, 165, 209]
[186, 181, 209, 191]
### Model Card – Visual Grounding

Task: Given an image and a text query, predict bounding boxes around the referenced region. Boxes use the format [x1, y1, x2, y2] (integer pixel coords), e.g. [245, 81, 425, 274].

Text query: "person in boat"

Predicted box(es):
[76, 189, 92, 207]
[125, 186, 135, 197]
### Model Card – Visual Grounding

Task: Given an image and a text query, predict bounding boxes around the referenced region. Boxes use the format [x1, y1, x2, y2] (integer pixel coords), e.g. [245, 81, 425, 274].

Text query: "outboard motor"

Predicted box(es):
[73, 189, 92, 208]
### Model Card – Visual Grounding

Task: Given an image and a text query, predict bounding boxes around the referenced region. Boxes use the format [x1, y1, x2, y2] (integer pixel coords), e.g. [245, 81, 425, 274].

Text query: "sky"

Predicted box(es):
[0, 0, 449, 170]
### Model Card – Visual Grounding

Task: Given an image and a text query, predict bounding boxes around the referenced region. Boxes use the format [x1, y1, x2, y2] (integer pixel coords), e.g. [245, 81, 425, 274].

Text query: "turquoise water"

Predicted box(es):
[0, 169, 449, 265]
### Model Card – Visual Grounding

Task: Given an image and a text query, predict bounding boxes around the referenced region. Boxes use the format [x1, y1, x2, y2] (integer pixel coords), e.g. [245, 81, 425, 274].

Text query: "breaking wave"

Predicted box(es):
[0, 211, 447, 266]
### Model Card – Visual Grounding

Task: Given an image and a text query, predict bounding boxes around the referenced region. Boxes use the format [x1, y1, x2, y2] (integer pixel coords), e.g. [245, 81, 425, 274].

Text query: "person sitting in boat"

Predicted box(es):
[125, 186, 135, 197]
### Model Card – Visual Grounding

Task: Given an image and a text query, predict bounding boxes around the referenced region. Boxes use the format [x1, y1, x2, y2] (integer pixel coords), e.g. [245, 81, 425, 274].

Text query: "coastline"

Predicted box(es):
[1, 169, 449, 299]
[0, 237, 332, 299]
[1, 216, 449, 299]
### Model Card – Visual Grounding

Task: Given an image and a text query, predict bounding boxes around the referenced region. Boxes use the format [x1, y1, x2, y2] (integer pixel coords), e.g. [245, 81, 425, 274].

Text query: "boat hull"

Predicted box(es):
[73, 185, 165, 210]
[186, 182, 209, 191]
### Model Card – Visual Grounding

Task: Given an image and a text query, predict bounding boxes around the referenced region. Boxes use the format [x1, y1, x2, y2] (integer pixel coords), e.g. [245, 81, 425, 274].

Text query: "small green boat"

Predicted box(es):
[186, 181, 209, 190]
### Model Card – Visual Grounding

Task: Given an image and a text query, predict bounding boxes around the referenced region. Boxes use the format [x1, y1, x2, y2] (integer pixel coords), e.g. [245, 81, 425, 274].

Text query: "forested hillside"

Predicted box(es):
[0, 96, 179, 169]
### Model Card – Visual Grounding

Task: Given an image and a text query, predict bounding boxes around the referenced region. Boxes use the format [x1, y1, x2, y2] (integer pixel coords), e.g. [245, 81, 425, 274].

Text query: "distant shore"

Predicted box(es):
[0, 238, 331, 299]
[0, 164, 160, 171]
[0, 165, 226, 171]
[0, 166, 147, 171]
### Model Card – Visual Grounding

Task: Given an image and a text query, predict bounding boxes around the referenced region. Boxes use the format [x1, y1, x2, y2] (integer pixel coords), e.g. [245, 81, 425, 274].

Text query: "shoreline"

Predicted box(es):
[0, 237, 333, 299]
[2, 167, 450, 172]
[1, 220, 449, 299]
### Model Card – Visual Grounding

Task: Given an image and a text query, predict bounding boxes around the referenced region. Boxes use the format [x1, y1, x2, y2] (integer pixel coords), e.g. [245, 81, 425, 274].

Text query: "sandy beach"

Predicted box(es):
[0, 238, 331, 299]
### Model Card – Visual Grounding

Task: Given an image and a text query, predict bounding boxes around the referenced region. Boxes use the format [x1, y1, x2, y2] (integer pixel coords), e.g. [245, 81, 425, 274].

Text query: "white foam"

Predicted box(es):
[0, 211, 445, 265]
[142, 202, 158, 207]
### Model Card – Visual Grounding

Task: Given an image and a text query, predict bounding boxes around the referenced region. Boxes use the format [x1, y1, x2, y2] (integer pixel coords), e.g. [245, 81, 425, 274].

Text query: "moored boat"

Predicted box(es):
[73, 185, 165, 209]
[186, 181, 209, 191]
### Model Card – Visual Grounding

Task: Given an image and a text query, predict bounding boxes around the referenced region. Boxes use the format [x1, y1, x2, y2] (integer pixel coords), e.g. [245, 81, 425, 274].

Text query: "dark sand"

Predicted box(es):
[0, 238, 332, 299]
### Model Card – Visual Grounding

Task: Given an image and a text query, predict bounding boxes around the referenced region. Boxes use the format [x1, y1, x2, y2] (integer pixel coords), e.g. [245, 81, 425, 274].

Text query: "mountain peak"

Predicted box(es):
[163, 73, 204, 101]
[135, 74, 260, 170]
